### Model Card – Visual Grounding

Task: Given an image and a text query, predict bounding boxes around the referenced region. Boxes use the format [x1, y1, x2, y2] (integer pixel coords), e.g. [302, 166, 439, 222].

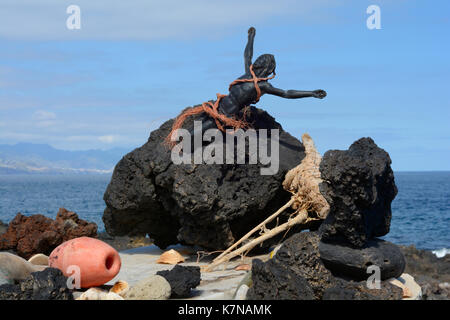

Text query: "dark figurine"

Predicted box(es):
[167, 27, 327, 144]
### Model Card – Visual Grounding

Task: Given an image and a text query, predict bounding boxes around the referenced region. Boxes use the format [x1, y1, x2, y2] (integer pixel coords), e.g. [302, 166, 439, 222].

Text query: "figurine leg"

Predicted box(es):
[188, 116, 217, 137]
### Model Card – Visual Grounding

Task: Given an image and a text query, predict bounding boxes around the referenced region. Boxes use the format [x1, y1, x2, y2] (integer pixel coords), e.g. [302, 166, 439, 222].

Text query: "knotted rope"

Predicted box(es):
[165, 64, 275, 147]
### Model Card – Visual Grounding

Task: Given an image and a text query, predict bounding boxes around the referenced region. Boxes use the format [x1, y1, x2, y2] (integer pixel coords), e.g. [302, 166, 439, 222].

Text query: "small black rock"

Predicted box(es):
[0, 267, 73, 300]
[246, 258, 315, 300]
[247, 232, 335, 300]
[156, 265, 201, 298]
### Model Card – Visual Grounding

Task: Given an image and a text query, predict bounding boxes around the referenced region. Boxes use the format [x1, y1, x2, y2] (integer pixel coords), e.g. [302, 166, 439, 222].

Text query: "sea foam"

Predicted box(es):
[432, 248, 450, 258]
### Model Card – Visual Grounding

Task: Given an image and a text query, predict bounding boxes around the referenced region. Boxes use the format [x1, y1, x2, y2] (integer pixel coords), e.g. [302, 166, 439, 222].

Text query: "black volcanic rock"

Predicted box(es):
[0, 268, 73, 300]
[246, 258, 315, 300]
[102, 107, 305, 250]
[247, 231, 404, 300]
[247, 232, 335, 300]
[319, 239, 406, 281]
[322, 278, 403, 300]
[271, 232, 335, 298]
[318, 137, 398, 248]
[157, 265, 201, 298]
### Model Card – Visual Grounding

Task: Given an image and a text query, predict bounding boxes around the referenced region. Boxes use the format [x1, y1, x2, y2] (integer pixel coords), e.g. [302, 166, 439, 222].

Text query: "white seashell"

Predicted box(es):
[156, 249, 185, 264]
[28, 253, 49, 266]
[76, 287, 124, 300]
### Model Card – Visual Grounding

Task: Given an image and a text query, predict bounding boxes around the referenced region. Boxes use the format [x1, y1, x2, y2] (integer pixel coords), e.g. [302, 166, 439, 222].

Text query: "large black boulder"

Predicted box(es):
[0, 268, 73, 300]
[103, 107, 305, 250]
[318, 137, 397, 248]
[319, 239, 406, 281]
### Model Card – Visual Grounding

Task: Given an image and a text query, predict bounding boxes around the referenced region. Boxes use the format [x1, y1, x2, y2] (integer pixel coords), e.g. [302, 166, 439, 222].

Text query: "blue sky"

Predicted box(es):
[0, 0, 449, 171]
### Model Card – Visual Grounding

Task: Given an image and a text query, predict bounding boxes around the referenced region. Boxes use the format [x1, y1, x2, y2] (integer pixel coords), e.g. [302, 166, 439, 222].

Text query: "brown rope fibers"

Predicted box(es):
[165, 64, 275, 147]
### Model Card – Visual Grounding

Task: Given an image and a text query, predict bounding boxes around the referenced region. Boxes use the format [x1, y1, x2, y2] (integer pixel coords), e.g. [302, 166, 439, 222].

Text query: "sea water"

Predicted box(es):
[0, 174, 109, 229]
[0, 172, 448, 253]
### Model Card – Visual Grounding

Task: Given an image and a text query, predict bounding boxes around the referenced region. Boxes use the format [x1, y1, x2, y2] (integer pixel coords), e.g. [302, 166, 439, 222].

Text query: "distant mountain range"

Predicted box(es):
[0, 143, 133, 175]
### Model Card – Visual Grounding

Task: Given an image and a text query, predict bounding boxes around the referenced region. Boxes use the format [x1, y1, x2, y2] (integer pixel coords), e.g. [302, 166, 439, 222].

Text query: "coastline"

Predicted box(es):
[2, 171, 448, 252]
[1, 219, 448, 300]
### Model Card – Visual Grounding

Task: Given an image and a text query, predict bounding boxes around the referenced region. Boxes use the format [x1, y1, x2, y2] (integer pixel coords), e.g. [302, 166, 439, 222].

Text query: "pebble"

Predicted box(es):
[124, 275, 171, 300]
[234, 284, 249, 300]
[439, 282, 450, 290]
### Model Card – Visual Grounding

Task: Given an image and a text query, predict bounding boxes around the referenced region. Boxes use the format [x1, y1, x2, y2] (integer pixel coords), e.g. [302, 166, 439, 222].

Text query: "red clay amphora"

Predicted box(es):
[49, 236, 121, 288]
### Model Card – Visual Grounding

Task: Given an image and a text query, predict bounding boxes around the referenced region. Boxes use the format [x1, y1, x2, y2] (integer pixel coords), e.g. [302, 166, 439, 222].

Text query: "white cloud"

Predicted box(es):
[0, 0, 336, 40]
[67, 135, 120, 145]
[33, 110, 56, 121]
[98, 135, 116, 144]
[32, 110, 57, 127]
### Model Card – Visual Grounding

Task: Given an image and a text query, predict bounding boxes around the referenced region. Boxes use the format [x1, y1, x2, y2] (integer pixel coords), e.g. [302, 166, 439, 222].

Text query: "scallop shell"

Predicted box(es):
[156, 249, 185, 264]
[110, 280, 129, 297]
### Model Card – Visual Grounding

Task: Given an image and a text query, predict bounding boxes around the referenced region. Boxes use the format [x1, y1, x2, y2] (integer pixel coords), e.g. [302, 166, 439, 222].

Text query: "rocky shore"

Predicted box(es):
[0, 216, 448, 300]
[0, 210, 152, 259]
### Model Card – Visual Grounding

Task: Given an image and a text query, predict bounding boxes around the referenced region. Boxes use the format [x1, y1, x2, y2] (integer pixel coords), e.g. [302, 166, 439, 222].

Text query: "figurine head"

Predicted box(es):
[252, 54, 276, 78]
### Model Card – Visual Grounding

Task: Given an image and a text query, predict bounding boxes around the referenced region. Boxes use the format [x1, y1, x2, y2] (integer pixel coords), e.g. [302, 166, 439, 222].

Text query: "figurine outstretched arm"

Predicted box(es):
[244, 27, 256, 74]
[262, 82, 327, 99]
